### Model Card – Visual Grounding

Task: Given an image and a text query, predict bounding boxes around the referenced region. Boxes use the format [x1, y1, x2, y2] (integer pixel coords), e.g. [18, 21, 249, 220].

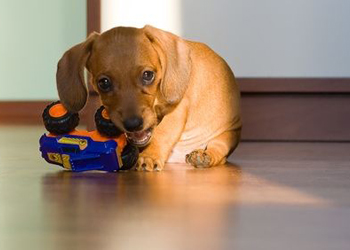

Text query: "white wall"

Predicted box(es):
[0, 0, 86, 100]
[101, 0, 181, 34]
[102, 0, 350, 78]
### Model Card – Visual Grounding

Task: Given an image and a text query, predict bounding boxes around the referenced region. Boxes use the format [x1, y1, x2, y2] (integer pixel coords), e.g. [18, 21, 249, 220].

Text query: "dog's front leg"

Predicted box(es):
[136, 100, 188, 172]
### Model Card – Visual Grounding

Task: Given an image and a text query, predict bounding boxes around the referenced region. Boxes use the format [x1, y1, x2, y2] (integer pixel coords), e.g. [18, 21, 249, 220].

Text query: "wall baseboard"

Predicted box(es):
[0, 101, 89, 125]
[238, 77, 350, 141]
[0, 101, 52, 124]
[241, 93, 350, 141]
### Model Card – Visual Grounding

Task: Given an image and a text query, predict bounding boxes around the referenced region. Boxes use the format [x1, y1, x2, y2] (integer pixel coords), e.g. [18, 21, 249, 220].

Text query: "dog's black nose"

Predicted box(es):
[123, 116, 143, 132]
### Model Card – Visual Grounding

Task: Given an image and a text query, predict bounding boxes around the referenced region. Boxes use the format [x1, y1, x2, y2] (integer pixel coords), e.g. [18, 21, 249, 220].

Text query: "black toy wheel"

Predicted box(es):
[42, 101, 79, 135]
[120, 143, 139, 170]
[95, 106, 123, 137]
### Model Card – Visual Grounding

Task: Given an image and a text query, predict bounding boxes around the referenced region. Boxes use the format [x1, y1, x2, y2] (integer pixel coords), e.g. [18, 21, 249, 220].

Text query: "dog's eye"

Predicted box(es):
[98, 77, 112, 92]
[142, 71, 155, 85]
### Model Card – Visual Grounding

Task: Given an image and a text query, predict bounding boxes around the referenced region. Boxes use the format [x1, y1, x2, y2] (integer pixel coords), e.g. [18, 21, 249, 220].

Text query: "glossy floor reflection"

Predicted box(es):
[0, 125, 350, 250]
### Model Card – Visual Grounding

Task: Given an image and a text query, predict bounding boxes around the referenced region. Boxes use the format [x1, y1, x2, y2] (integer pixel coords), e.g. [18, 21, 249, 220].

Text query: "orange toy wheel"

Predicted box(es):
[101, 108, 110, 119]
[48, 103, 68, 118]
[95, 106, 123, 137]
[43, 101, 79, 135]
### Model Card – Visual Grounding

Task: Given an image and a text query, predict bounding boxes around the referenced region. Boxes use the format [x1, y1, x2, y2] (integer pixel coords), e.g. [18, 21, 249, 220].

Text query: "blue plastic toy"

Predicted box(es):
[39, 101, 138, 172]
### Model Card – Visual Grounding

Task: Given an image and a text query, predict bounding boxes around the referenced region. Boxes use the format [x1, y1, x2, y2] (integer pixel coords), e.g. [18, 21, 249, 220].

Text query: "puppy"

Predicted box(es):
[56, 25, 241, 171]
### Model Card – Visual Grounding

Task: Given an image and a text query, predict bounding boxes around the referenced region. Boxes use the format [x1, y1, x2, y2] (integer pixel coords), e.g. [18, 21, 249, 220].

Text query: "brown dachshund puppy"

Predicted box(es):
[56, 25, 241, 171]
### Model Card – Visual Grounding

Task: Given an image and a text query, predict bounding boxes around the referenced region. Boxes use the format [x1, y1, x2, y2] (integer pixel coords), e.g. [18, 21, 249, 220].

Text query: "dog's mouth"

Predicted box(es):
[126, 127, 153, 147]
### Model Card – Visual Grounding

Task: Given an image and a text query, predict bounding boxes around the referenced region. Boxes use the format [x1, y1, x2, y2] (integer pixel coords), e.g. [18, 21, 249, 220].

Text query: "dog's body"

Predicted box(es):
[166, 41, 241, 163]
[56, 26, 241, 171]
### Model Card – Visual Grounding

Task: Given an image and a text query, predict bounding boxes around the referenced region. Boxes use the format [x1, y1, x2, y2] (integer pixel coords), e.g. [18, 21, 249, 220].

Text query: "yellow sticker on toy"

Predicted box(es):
[62, 154, 72, 169]
[47, 153, 62, 164]
[57, 137, 88, 150]
[47, 153, 71, 170]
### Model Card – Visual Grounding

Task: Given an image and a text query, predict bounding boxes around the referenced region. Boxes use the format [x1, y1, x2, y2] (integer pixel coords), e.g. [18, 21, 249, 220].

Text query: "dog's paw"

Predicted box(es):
[186, 149, 212, 168]
[136, 153, 165, 172]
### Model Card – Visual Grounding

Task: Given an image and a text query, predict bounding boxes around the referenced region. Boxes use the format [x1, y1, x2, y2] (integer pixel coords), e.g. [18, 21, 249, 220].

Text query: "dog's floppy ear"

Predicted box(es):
[56, 32, 99, 112]
[143, 25, 192, 104]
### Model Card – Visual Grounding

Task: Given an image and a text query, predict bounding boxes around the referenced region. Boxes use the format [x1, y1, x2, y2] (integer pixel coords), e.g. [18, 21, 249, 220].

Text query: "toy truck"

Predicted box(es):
[39, 101, 138, 172]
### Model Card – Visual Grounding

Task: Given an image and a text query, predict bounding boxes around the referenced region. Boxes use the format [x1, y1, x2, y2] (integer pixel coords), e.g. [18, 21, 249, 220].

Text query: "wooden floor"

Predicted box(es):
[1, 125, 350, 250]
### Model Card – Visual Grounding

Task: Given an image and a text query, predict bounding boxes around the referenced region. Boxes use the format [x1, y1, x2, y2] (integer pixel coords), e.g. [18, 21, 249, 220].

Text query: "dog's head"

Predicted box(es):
[56, 26, 191, 146]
